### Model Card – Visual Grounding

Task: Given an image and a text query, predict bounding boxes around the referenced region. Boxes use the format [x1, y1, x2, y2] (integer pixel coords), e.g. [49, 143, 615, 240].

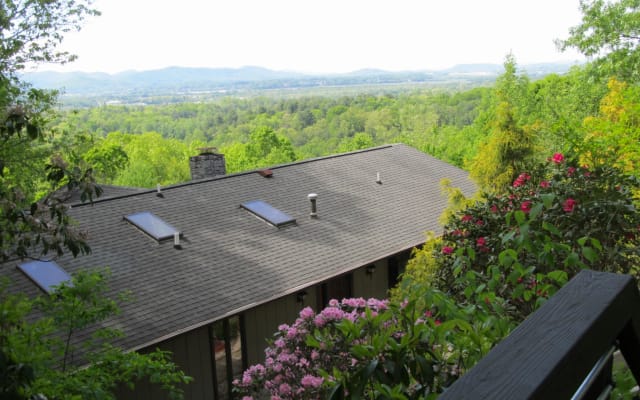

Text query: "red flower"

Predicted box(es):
[567, 166, 576, 176]
[552, 153, 564, 164]
[461, 214, 473, 222]
[442, 246, 454, 255]
[562, 198, 577, 212]
[476, 237, 486, 247]
[490, 204, 498, 213]
[520, 200, 532, 213]
[512, 173, 531, 187]
[476, 219, 484, 226]
[539, 180, 550, 188]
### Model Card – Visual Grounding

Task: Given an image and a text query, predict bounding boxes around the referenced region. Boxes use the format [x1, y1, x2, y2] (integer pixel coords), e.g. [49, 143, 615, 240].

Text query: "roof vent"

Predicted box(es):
[258, 169, 273, 178]
[173, 232, 182, 250]
[376, 172, 382, 185]
[308, 193, 318, 218]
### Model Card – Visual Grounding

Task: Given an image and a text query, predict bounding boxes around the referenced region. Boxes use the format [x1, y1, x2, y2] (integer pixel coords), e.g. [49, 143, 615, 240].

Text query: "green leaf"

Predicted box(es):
[590, 238, 603, 251]
[362, 359, 379, 380]
[475, 284, 486, 294]
[542, 221, 561, 236]
[546, 270, 568, 284]
[498, 248, 517, 266]
[463, 285, 474, 299]
[328, 382, 344, 400]
[582, 246, 599, 263]
[529, 202, 544, 220]
[514, 210, 526, 225]
[541, 193, 555, 208]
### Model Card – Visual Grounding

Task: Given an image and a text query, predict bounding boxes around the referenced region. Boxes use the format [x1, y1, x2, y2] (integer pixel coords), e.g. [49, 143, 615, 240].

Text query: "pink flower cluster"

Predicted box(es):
[233, 298, 391, 399]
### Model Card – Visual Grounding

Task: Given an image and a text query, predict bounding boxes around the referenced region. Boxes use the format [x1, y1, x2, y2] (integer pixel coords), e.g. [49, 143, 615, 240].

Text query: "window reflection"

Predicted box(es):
[212, 316, 244, 400]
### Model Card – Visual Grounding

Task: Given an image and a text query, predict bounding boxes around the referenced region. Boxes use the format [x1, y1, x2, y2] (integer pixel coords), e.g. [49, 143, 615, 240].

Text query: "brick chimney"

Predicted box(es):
[189, 147, 226, 180]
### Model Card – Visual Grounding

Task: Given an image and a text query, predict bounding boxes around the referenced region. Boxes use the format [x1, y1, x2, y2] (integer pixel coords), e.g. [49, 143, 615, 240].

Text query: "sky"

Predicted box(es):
[42, 0, 587, 74]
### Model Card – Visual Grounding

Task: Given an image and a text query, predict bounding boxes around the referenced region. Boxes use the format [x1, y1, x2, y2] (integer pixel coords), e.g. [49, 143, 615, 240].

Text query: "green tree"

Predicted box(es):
[0, 1, 191, 398]
[0, 0, 99, 74]
[469, 56, 535, 193]
[101, 132, 192, 187]
[557, 0, 640, 82]
[469, 101, 535, 192]
[581, 78, 640, 174]
[0, 0, 103, 261]
[1, 270, 191, 399]
[222, 126, 297, 173]
[337, 132, 374, 153]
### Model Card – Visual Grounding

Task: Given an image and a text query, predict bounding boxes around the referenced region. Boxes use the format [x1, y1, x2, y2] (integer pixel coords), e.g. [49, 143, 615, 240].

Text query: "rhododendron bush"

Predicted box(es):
[405, 152, 640, 320]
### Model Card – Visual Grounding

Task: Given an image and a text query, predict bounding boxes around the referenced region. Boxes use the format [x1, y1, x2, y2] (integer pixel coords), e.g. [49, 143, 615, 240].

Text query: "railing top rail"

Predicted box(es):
[439, 269, 640, 400]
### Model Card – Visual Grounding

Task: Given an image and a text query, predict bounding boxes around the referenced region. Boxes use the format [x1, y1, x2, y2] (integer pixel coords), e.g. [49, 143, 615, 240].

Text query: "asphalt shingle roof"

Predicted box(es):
[3, 144, 476, 351]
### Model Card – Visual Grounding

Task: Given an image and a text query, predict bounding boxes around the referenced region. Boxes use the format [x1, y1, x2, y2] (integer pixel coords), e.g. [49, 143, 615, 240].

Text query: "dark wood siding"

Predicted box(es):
[115, 326, 214, 400]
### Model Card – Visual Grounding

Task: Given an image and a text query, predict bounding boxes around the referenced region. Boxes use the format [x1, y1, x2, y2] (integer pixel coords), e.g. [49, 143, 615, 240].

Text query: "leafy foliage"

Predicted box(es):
[469, 55, 537, 193]
[581, 78, 640, 175]
[234, 297, 508, 399]
[0, 270, 192, 400]
[407, 153, 640, 321]
[557, 0, 640, 82]
[0, 0, 99, 75]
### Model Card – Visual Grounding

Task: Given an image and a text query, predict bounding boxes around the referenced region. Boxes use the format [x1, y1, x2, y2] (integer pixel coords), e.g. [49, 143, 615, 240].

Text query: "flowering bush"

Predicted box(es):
[234, 295, 506, 399]
[237, 152, 640, 399]
[414, 152, 640, 319]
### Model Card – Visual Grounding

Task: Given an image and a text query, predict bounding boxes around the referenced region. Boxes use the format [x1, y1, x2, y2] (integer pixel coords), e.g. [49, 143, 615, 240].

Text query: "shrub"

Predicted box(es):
[408, 152, 640, 320]
[234, 295, 508, 399]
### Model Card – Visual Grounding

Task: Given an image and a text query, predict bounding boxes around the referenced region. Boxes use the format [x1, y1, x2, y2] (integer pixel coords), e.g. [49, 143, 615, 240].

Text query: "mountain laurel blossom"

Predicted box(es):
[233, 297, 455, 399]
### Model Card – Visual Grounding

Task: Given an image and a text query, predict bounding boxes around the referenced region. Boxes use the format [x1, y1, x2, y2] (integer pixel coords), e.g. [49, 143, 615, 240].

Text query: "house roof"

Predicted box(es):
[3, 144, 476, 352]
[52, 184, 146, 204]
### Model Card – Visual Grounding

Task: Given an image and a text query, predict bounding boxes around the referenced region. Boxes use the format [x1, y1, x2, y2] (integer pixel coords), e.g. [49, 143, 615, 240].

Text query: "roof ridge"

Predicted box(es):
[69, 144, 398, 208]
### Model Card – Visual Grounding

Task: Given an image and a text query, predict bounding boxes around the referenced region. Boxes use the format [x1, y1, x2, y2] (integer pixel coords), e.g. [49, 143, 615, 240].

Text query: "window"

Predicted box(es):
[17, 260, 71, 294]
[124, 211, 179, 241]
[210, 316, 246, 400]
[240, 200, 295, 227]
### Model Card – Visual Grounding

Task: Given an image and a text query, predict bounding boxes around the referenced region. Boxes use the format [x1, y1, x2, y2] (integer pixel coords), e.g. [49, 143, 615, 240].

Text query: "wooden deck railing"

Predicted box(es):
[439, 269, 640, 400]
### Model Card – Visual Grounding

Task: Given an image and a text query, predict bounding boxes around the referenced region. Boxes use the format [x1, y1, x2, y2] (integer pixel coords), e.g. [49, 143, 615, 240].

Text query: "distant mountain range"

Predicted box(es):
[20, 63, 581, 105]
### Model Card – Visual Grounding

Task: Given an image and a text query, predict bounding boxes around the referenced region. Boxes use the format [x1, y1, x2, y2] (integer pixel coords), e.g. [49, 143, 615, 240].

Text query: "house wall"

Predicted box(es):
[243, 290, 317, 366]
[118, 255, 402, 399]
[114, 325, 213, 400]
[352, 259, 389, 299]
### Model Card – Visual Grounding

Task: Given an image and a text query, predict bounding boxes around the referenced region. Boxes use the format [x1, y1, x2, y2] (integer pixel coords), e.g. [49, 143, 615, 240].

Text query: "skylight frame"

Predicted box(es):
[17, 260, 72, 294]
[124, 211, 180, 241]
[240, 200, 296, 227]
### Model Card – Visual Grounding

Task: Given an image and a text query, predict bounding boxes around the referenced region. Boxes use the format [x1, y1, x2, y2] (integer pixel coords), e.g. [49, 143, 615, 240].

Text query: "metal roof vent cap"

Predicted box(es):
[308, 193, 318, 218]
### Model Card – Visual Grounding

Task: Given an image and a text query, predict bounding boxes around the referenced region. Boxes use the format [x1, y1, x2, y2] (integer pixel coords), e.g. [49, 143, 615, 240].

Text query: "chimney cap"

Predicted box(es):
[197, 147, 218, 155]
[308, 193, 318, 200]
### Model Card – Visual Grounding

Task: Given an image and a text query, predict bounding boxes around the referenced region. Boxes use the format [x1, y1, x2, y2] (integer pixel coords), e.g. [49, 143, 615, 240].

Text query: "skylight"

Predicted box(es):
[17, 260, 72, 294]
[241, 200, 296, 227]
[125, 211, 179, 241]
